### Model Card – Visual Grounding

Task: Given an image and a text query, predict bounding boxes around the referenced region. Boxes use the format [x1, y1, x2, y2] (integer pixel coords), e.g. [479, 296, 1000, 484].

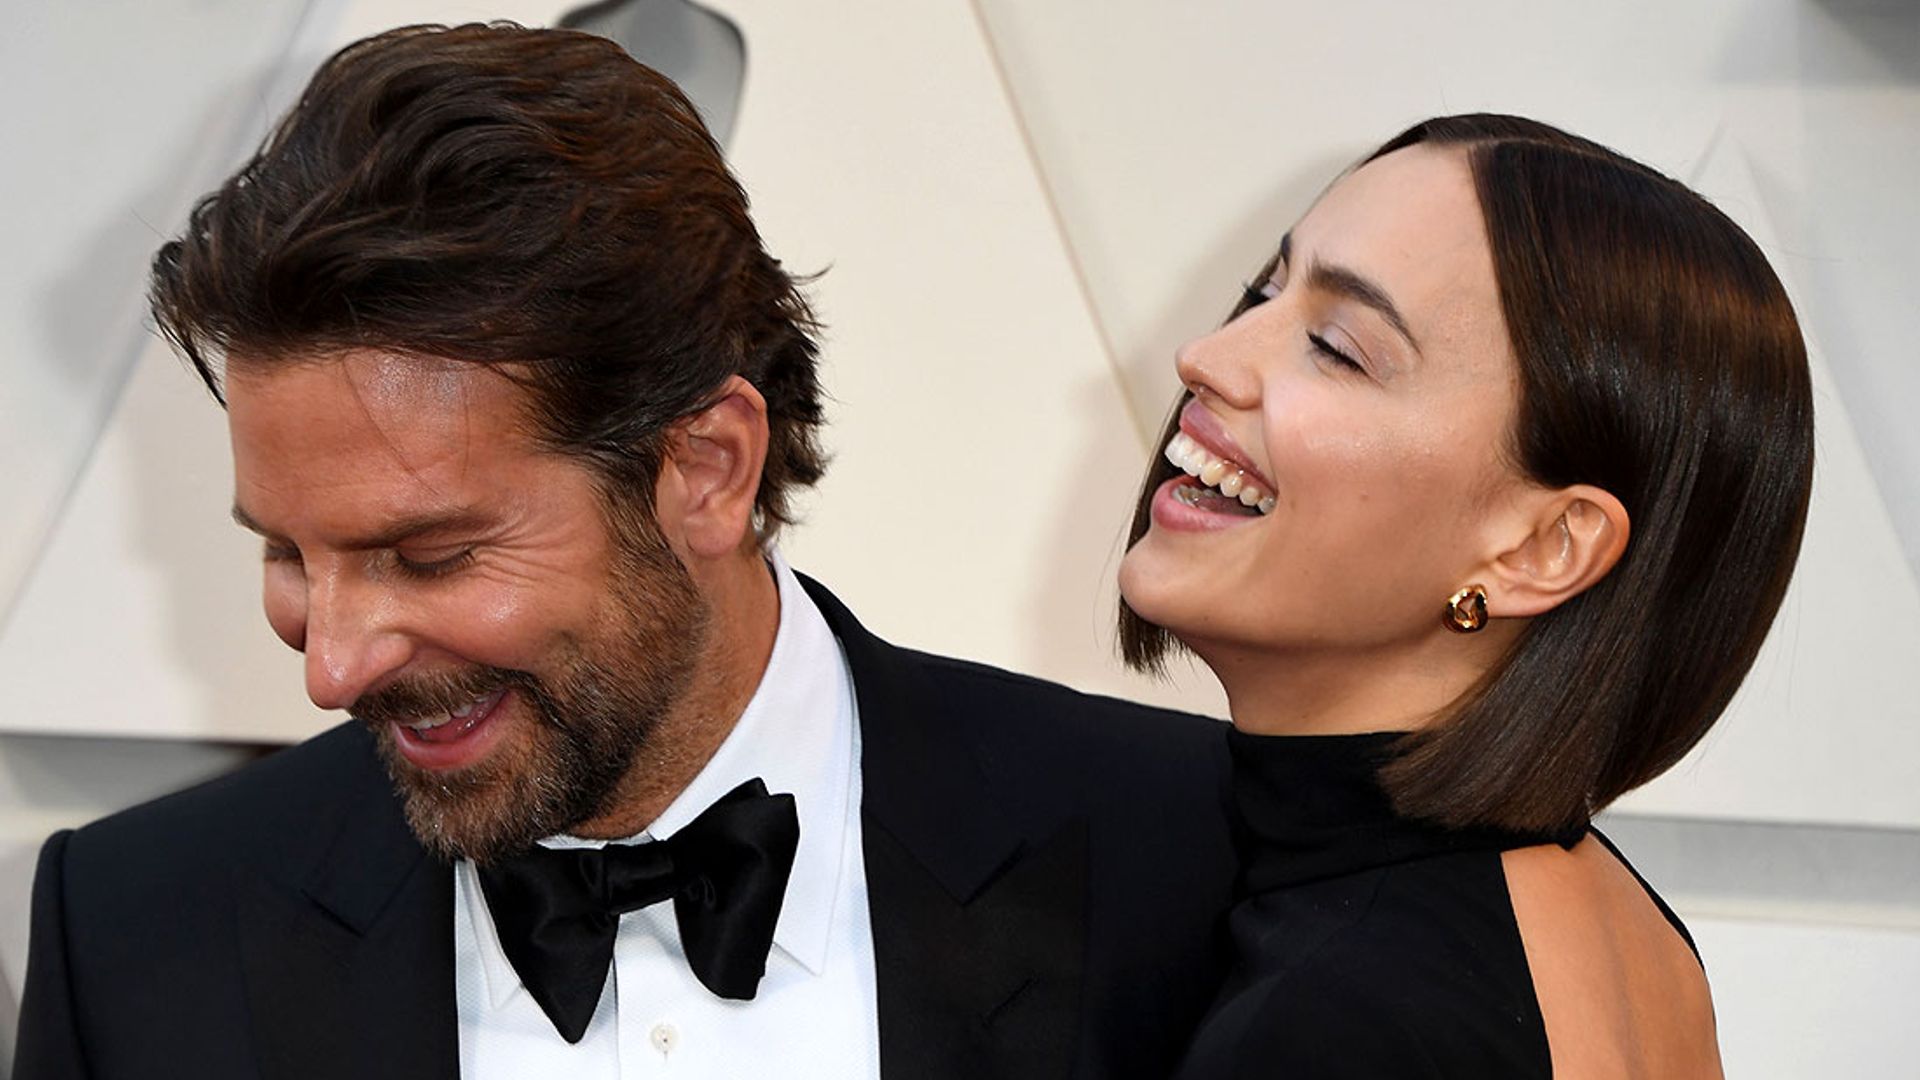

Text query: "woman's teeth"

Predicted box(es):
[1165, 433, 1276, 514]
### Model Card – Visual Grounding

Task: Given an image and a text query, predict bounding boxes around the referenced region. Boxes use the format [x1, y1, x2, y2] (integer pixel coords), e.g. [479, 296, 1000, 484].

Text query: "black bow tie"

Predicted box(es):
[475, 778, 800, 1043]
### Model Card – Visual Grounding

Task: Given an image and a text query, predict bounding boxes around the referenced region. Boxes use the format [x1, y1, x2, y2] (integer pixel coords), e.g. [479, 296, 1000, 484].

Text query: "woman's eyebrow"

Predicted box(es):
[1279, 231, 1424, 355]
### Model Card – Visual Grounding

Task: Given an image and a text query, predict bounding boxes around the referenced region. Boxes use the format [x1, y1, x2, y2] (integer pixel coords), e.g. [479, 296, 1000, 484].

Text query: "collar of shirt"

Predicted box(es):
[461, 548, 860, 1010]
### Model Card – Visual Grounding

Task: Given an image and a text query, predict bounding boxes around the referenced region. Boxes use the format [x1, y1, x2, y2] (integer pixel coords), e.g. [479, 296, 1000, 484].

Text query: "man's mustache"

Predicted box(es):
[350, 665, 529, 728]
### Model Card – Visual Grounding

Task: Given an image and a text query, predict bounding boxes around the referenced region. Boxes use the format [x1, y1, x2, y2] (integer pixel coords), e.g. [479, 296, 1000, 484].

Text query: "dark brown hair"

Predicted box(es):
[1120, 114, 1815, 833]
[150, 22, 825, 534]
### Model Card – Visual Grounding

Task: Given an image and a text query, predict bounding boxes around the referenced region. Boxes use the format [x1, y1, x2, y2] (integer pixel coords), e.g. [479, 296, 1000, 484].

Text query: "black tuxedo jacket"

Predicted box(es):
[14, 577, 1235, 1079]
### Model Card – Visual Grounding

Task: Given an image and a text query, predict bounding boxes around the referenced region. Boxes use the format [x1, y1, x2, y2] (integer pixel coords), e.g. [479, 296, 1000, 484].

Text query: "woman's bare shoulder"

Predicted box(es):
[1502, 835, 1724, 1079]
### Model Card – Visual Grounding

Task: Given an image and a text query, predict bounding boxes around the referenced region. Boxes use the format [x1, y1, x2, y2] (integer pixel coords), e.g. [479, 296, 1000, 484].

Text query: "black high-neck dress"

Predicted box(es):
[1174, 730, 1697, 1079]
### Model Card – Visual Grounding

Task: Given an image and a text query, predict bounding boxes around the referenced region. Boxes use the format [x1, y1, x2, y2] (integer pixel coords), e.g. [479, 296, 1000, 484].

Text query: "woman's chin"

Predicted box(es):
[1117, 541, 1164, 613]
[1118, 538, 1200, 638]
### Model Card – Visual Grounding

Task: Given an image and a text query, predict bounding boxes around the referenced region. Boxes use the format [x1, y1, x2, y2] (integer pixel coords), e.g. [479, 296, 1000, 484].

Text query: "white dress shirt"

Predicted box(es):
[453, 552, 882, 1079]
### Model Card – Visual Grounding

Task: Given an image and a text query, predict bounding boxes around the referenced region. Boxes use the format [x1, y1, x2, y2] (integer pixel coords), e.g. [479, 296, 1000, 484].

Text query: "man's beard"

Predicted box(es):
[352, 523, 709, 865]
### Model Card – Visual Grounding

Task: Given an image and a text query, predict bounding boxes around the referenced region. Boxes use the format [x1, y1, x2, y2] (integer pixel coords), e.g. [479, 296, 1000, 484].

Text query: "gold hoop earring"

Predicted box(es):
[1445, 585, 1489, 634]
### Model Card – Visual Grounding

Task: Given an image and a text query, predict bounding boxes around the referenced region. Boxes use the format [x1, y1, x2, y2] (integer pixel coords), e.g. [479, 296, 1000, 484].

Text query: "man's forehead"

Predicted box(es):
[225, 348, 547, 451]
[225, 349, 542, 532]
[226, 348, 495, 411]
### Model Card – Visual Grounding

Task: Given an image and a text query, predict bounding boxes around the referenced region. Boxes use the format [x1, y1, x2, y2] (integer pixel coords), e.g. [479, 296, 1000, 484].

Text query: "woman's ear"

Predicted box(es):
[652, 375, 769, 559]
[1482, 485, 1630, 618]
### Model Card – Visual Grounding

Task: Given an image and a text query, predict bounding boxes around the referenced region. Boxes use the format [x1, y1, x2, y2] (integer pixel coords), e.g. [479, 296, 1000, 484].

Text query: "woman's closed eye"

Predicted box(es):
[1307, 332, 1365, 372]
[1241, 281, 1366, 374]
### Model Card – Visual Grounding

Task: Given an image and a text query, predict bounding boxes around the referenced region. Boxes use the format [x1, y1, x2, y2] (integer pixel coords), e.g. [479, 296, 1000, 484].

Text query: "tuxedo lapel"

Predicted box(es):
[800, 576, 1090, 1080]
[236, 739, 459, 1080]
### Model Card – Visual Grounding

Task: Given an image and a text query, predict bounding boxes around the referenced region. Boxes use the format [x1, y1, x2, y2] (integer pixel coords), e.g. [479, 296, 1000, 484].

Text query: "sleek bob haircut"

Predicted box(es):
[1119, 114, 1815, 834]
[149, 23, 826, 537]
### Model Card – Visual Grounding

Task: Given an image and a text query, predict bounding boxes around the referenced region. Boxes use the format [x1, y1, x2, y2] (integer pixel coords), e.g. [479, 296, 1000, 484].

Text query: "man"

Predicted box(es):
[13, 23, 1234, 1080]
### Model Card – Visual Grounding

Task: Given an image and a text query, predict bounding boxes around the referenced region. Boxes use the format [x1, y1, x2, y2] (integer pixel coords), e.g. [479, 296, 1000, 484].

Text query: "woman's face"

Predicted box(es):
[1119, 144, 1530, 668]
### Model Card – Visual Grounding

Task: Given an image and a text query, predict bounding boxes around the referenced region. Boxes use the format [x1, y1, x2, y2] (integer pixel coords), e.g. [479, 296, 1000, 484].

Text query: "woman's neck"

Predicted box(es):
[1206, 622, 1521, 736]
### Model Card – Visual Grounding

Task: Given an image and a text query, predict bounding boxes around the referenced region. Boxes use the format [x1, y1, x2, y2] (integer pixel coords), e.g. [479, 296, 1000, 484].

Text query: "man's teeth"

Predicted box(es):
[1165, 433, 1276, 514]
[405, 689, 500, 730]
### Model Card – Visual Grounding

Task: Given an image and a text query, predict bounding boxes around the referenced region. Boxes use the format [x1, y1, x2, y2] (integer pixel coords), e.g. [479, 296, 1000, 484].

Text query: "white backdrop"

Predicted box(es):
[2, 0, 1916, 1073]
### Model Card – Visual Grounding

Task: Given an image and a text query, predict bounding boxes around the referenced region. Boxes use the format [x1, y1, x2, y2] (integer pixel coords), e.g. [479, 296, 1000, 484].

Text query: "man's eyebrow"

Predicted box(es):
[1278, 231, 1423, 355]
[231, 504, 271, 537]
[229, 505, 486, 549]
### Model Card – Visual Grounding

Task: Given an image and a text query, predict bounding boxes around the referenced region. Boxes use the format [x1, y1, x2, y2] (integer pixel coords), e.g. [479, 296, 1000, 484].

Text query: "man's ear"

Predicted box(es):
[653, 376, 769, 559]
[1482, 484, 1631, 619]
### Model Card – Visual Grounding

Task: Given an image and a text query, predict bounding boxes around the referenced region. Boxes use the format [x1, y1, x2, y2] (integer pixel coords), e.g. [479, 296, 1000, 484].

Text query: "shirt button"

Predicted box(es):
[650, 1022, 680, 1055]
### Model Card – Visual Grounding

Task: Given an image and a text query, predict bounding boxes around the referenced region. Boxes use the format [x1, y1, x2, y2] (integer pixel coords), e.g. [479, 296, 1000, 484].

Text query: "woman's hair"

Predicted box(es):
[1119, 114, 1815, 834]
[149, 22, 826, 536]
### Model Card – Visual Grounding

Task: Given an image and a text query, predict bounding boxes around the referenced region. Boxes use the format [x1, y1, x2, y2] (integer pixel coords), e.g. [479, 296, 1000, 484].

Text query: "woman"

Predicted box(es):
[1118, 114, 1812, 1077]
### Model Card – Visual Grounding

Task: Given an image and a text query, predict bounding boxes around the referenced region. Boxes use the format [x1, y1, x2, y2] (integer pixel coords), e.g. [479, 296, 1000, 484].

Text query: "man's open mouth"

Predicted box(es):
[399, 686, 510, 745]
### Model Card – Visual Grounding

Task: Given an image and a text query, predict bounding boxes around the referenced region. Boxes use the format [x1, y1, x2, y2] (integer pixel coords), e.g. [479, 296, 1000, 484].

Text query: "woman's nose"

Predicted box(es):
[1175, 318, 1263, 410]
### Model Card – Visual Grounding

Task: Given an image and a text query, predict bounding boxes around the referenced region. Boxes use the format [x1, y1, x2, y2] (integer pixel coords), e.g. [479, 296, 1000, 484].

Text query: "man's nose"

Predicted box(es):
[301, 570, 414, 711]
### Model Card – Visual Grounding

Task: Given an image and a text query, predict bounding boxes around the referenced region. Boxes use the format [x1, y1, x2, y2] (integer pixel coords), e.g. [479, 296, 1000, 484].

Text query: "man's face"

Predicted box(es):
[226, 349, 707, 863]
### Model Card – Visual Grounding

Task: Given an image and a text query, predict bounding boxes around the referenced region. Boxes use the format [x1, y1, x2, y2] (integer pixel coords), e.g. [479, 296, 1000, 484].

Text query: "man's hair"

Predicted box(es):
[150, 22, 826, 534]
[1119, 114, 1815, 835]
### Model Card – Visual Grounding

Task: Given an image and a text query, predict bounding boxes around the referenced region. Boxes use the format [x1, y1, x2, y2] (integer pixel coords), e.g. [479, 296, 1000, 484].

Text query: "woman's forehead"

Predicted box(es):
[1295, 147, 1486, 282]
[1292, 145, 1506, 372]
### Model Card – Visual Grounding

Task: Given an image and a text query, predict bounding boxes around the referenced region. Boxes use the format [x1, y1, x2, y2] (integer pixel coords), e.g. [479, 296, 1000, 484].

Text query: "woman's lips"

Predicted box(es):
[1150, 476, 1264, 533]
[1178, 399, 1276, 495]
